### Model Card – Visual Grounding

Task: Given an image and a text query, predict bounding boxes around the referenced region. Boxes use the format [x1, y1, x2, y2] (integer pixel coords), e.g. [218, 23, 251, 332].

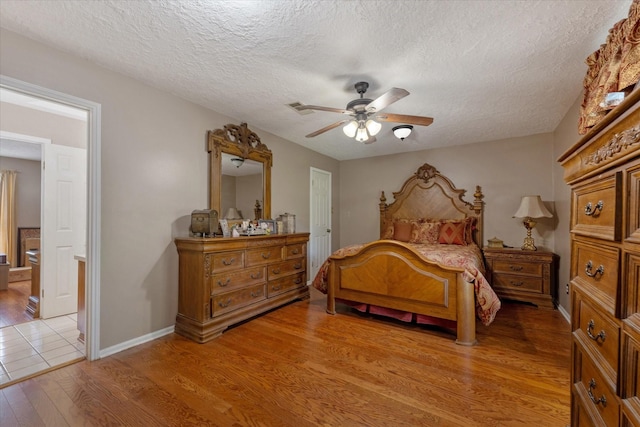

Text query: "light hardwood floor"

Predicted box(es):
[0, 280, 32, 328]
[1, 287, 571, 426]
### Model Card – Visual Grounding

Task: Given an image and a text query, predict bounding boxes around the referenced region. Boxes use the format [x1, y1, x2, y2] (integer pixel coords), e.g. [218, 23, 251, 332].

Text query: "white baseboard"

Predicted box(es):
[99, 325, 175, 359]
[557, 304, 570, 323]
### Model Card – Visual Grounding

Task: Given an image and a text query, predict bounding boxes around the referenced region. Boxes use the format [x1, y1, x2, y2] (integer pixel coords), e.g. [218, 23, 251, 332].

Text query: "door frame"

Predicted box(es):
[1, 75, 102, 361]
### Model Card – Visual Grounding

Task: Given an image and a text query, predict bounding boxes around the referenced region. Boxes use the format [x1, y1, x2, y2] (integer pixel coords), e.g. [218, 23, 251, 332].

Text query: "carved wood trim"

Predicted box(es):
[586, 125, 640, 165]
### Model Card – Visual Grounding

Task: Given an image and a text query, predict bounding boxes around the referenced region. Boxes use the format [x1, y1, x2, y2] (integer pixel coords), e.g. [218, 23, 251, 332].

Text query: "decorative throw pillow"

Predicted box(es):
[438, 220, 468, 245]
[410, 221, 441, 244]
[393, 221, 413, 242]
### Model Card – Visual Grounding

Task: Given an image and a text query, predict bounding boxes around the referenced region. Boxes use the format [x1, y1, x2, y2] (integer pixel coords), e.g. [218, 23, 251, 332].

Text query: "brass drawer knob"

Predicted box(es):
[509, 265, 523, 272]
[261, 252, 272, 259]
[586, 319, 606, 343]
[217, 278, 231, 287]
[218, 298, 232, 308]
[585, 260, 604, 278]
[250, 272, 262, 280]
[222, 258, 235, 266]
[584, 200, 604, 217]
[291, 249, 299, 255]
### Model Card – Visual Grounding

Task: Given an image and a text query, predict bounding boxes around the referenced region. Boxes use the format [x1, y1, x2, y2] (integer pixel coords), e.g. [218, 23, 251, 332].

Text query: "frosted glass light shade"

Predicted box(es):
[355, 127, 369, 142]
[392, 125, 413, 140]
[365, 119, 381, 136]
[343, 120, 358, 137]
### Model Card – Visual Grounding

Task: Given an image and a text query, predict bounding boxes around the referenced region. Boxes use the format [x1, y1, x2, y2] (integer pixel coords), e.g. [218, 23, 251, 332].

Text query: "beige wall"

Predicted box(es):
[0, 28, 339, 349]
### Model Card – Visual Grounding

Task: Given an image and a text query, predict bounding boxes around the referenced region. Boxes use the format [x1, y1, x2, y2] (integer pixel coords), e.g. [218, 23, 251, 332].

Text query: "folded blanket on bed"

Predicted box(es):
[311, 242, 501, 326]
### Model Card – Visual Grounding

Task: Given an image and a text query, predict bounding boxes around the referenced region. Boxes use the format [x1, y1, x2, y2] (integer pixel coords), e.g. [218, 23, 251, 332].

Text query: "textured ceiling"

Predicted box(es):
[0, 0, 632, 160]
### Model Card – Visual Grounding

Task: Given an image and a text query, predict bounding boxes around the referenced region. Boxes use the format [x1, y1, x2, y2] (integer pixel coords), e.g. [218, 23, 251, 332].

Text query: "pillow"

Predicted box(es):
[410, 221, 441, 244]
[438, 217, 476, 245]
[393, 221, 413, 242]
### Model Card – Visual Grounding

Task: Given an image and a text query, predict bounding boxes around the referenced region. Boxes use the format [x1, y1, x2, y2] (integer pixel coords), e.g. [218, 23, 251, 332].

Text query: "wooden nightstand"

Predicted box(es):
[483, 247, 558, 309]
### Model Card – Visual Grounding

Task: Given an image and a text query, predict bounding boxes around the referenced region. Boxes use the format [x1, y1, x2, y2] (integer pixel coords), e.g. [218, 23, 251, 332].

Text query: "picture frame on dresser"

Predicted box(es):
[219, 219, 230, 237]
[258, 219, 276, 234]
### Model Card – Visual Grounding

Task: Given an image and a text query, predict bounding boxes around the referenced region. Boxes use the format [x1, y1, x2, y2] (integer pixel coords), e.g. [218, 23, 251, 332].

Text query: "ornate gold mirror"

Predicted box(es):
[208, 123, 272, 222]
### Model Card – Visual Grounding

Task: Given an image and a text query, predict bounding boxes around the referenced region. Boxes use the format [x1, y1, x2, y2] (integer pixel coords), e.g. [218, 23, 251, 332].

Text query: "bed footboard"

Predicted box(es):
[326, 240, 476, 345]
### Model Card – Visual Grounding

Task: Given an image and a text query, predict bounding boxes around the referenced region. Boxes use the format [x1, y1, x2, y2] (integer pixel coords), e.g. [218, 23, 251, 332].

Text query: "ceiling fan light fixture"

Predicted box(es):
[365, 119, 381, 136]
[230, 157, 244, 168]
[355, 127, 369, 142]
[392, 125, 413, 140]
[343, 120, 358, 138]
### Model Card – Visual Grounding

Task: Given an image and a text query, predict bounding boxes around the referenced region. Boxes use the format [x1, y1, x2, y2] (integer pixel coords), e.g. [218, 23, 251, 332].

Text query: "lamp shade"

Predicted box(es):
[365, 119, 381, 136]
[343, 120, 358, 138]
[355, 127, 369, 142]
[225, 207, 242, 219]
[513, 195, 553, 219]
[392, 125, 413, 140]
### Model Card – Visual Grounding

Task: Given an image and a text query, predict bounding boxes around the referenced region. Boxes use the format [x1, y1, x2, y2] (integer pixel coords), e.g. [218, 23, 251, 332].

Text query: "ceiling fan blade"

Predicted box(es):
[366, 88, 409, 112]
[375, 113, 434, 126]
[296, 104, 351, 115]
[305, 120, 349, 138]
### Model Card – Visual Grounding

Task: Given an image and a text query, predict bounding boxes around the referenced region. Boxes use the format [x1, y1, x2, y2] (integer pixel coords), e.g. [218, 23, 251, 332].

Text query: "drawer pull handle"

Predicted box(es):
[509, 265, 523, 272]
[585, 261, 604, 278]
[291, 249, 300, 255]
[261, 252, 271, 259]
[217, 278, 231, 287]
[584, 200, 604, 217]
[222, 258, 235, 266]
[586, 319, 606, 343]
[294, 263, 302, 269]
[294, 277, 302, 284]
[250, 272, 262, 279]
[272, 285, 282, 291]
[509, 281, 524, 287]
[218, 298, 232, 308]
[272, 268, 281, 275]
[587, 378, 607, 407]
[251, 291, 262, 298]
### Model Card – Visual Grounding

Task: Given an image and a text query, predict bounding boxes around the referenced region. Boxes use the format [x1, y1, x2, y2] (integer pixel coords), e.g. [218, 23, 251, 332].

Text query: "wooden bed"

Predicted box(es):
[318, 163, 500, 345]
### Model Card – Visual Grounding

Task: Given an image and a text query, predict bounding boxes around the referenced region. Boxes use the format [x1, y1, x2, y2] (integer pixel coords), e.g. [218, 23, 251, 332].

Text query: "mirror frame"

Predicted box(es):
[208, 123, 272, 219]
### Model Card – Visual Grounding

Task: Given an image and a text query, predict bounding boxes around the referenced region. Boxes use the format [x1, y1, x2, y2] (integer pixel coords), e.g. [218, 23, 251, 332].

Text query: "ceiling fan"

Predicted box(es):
[294, 81, 433, 144]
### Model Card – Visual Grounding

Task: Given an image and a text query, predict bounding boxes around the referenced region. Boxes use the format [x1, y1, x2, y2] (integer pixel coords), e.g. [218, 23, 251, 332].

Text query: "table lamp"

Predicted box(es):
[513, 195, 552, 251]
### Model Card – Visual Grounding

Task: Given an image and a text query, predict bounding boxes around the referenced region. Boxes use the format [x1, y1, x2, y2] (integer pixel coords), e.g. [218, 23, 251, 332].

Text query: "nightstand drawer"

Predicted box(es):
[492, 260, 542, 277]
[493, 274, 542, 293]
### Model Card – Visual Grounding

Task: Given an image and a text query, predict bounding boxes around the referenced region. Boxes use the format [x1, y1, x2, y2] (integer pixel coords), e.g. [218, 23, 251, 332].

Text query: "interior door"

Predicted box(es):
[40, 143, 86, 319]
[310, 168, 332, 281]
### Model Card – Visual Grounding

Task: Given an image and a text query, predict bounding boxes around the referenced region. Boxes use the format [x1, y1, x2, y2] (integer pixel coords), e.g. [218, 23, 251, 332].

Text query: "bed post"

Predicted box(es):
[379, 191, 388, 238]
[456, 276, 477, 346]
[473, 186, 484, 248]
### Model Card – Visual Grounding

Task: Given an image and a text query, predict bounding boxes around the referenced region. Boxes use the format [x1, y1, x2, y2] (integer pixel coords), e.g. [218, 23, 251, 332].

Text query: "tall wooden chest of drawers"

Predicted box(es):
[175, 233, 310, 343]
[559, 90, 640, 426]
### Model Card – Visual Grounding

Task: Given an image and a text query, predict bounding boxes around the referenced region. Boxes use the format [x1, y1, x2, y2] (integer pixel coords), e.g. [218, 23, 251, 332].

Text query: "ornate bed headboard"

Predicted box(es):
[379, 163, 485, 246]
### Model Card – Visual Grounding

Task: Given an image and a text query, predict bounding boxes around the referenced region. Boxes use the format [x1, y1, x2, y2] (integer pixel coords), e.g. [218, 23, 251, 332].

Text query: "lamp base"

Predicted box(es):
[521, 236, 537, 251]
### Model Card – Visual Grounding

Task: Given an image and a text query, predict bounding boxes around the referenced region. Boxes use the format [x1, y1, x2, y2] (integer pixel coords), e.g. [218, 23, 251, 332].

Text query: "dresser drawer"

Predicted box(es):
[267, 272, 306, 297]
[622, 317, 640, 400]
[574, 341, 620, 427]
[574, 288, 620, 382]
[492, 274, 542, 293]
[572, 172, 622, 241]
[624, 254, 640, 318]
[211, 283, 266, 317]
[268, 258, 306, 280]
[285, 243, 305, 259]
[573, 239, 620, 314]
[627, 163, 640, 244]
[210, 250, 245, 273]
[491, 260, 542, 277]
[246, 246, 283, 266]
[211, 266, 265, 295]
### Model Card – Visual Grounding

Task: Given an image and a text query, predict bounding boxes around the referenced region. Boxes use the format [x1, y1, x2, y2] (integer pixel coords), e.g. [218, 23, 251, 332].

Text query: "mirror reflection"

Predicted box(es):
[221, 153, 263, 221]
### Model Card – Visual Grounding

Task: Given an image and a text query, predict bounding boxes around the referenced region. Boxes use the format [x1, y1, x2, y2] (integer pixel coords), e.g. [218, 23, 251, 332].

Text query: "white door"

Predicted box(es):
[310, 168, 332, 281]
[40, 144, 87, 319]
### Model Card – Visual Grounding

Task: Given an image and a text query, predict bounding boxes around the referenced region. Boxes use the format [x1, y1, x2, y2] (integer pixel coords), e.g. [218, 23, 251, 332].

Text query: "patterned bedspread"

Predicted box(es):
[311, 242, 501, 326]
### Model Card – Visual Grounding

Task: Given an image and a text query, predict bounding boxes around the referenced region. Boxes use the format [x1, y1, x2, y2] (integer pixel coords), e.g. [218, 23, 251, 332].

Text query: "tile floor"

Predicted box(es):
[0, 314, 85, 386]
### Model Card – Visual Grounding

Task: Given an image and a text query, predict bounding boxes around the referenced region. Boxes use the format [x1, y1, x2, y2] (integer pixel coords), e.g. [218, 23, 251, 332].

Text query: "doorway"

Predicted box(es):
[309, 167, 332, 281]
[0, 75, 101, 385]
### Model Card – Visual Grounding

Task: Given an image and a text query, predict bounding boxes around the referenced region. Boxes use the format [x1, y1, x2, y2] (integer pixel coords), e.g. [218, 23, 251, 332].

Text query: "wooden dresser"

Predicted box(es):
[174, 233, 310, 343]
[483, 247, 557, 309]
[559, 89, 639, 426]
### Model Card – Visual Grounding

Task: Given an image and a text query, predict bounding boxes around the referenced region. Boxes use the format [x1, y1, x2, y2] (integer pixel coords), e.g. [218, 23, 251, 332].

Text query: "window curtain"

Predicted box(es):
[0, 170, 18, 267]
[579, 0, 640, 134]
